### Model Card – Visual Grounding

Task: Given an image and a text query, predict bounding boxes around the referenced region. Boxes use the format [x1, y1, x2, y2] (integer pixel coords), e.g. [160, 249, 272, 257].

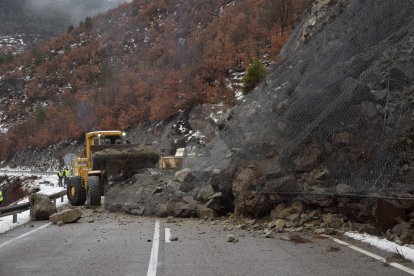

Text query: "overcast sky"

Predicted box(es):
[26, 0, 132, 25]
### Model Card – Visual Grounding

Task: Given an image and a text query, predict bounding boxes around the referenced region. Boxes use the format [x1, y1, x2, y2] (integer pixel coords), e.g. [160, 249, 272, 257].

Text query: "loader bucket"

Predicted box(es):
[92, 144, 160, 178]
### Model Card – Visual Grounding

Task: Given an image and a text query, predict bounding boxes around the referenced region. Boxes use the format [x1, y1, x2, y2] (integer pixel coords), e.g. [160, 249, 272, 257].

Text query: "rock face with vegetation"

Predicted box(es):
[216, 0, 414, 217]
[59, 0, 414, 233]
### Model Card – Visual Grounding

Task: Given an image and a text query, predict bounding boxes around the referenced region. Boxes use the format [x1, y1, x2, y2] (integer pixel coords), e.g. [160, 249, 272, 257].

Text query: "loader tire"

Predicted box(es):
[87, 175, 101, 206]
[67, 176, 86, 206]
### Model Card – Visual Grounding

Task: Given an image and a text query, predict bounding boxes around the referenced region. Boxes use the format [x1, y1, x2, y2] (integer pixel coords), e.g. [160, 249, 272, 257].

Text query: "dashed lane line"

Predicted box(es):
[0, 222, 52, 249]
[147, 220, 160, 276]
[324, 235, 414, 275]
[165, 228, 171, 243]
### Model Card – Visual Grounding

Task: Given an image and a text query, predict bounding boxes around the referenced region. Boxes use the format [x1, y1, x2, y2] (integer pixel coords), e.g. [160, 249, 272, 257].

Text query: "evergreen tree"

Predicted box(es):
[67, 25, 74, 33]
[85, 17, 93, 30]
[243, 58, 267, 94]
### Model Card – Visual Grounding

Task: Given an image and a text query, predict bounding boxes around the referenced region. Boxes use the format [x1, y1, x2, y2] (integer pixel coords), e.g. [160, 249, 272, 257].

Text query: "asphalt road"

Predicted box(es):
[0, 208, 412, 276]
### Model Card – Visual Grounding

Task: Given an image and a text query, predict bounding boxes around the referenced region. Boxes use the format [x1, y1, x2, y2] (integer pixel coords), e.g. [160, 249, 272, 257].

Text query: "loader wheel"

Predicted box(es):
[87, 175, 101, 206]
[67, 176, 86, 206]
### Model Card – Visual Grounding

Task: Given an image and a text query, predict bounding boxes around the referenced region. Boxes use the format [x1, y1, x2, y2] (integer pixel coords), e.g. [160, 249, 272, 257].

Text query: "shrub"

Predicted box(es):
[0, 52, 14, 64]
[243, 58, 267, 94]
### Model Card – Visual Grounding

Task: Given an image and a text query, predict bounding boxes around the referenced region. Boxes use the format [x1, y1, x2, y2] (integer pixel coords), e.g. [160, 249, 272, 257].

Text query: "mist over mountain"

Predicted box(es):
[0, 0, 132, 37]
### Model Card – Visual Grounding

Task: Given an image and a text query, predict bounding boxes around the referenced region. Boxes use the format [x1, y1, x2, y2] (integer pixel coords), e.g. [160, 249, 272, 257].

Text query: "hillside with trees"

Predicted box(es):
[0, 0, 312, 159]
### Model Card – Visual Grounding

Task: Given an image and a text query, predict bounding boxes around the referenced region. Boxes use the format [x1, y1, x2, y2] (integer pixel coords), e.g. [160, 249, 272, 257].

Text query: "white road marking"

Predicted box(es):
[165, 228, 171, 243]
[147, 220, 160, 276]
[324, 235, 414, 275]
[0, 222, 51, 249]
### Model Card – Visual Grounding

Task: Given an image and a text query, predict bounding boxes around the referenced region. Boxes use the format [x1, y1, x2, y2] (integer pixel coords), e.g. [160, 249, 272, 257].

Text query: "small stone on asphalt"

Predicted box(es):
[227, 235, 239, 242]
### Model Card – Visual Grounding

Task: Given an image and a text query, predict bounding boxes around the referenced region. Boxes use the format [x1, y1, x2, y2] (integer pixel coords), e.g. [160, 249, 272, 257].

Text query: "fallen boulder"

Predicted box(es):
[196, 204, 216, 218]
[30, 193, 56, 220]
[49, 208, 82, 225]
[175, 168, 193, 183]
[196, 185, 215, 202]
[166, 198, 197, 217]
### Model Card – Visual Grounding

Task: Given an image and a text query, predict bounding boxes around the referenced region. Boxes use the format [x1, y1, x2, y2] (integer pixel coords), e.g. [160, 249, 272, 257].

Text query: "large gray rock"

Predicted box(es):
[335, 184, 353, 194]
[166, 198, 197, 218]
[293, 144, 322, 171]
[175, 168, 193, 183]
[196, 185, 215, 202]
[271, 203, 287, 220]
[322, 213, 343, 228]
[179, 180, 196, 193]
[196, 204, 216, 218]
[30, 193, 56, 220]
[360, 101, 377, 118]
[49, 208, 81, 224]
[391, 221, 411, 236]
[105, 171, 175, 216]
[373, 199, 408, 230]
[206, 192, 224, 212]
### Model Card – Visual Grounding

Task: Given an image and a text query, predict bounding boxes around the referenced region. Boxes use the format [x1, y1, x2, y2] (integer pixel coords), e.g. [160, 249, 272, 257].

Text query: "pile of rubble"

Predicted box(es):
[226, 200, 414, 245]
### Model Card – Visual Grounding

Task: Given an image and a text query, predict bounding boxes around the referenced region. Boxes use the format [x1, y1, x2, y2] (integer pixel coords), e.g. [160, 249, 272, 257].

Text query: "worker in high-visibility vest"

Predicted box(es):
[57, 169, 64, 187]
[0, 190, 3, 206]
[63, 167, 70, 188]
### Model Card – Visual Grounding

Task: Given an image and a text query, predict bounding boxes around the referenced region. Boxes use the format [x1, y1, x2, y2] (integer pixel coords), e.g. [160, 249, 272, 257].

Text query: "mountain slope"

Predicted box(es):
[0, 0, 311, 159]
[214, 0, 414, 216]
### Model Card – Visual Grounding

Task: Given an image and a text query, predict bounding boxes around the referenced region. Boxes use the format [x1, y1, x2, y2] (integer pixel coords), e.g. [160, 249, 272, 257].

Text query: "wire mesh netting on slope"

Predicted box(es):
[209, 0, 414, 200]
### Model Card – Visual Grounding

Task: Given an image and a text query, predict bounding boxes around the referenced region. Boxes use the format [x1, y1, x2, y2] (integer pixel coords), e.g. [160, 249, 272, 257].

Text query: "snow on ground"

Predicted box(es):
[0, 171, 67, 234]
[345, 231, 414, 262]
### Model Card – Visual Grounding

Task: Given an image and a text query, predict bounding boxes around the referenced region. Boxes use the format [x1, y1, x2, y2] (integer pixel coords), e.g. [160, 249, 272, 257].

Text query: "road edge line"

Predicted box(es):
[0, 222, 52, 249]
[165, 228, 171, 243]
[323, 235, 414, 275]
[147, 220, 160, 276]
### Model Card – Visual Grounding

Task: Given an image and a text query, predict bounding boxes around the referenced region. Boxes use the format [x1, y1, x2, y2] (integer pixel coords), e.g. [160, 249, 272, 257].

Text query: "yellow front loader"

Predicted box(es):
[67, 130, 159, 206]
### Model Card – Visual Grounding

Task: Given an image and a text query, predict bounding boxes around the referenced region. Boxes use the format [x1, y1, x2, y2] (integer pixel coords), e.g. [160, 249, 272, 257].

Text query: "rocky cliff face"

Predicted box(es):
[216, 0, 414, 216]
[102, 0, 414, 231]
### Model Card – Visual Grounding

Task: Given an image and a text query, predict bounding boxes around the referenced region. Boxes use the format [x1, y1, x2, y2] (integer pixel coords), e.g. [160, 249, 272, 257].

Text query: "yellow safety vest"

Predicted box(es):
[64, 169, 70, 177]
[0, 191, 3, 202]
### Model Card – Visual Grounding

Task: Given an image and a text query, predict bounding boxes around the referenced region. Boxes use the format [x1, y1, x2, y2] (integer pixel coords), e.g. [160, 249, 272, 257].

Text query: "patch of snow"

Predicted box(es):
[235, 90, 244, 100]
[185, 130, 206, 144]
[177, 37, 186, 45]
[178, 124, 187, 133]
[209, 113, 219, 123]
[345, 231, 414, 262]
[0, 124, 8, 134]
[148, 168, 161, 176]
[0, 172, 67, 234]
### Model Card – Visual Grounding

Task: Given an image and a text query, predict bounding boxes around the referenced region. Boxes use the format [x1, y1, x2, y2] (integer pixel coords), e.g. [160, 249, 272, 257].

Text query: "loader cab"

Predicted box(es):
[85, 131, 126, 167]
[92, 134, 124, 146]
